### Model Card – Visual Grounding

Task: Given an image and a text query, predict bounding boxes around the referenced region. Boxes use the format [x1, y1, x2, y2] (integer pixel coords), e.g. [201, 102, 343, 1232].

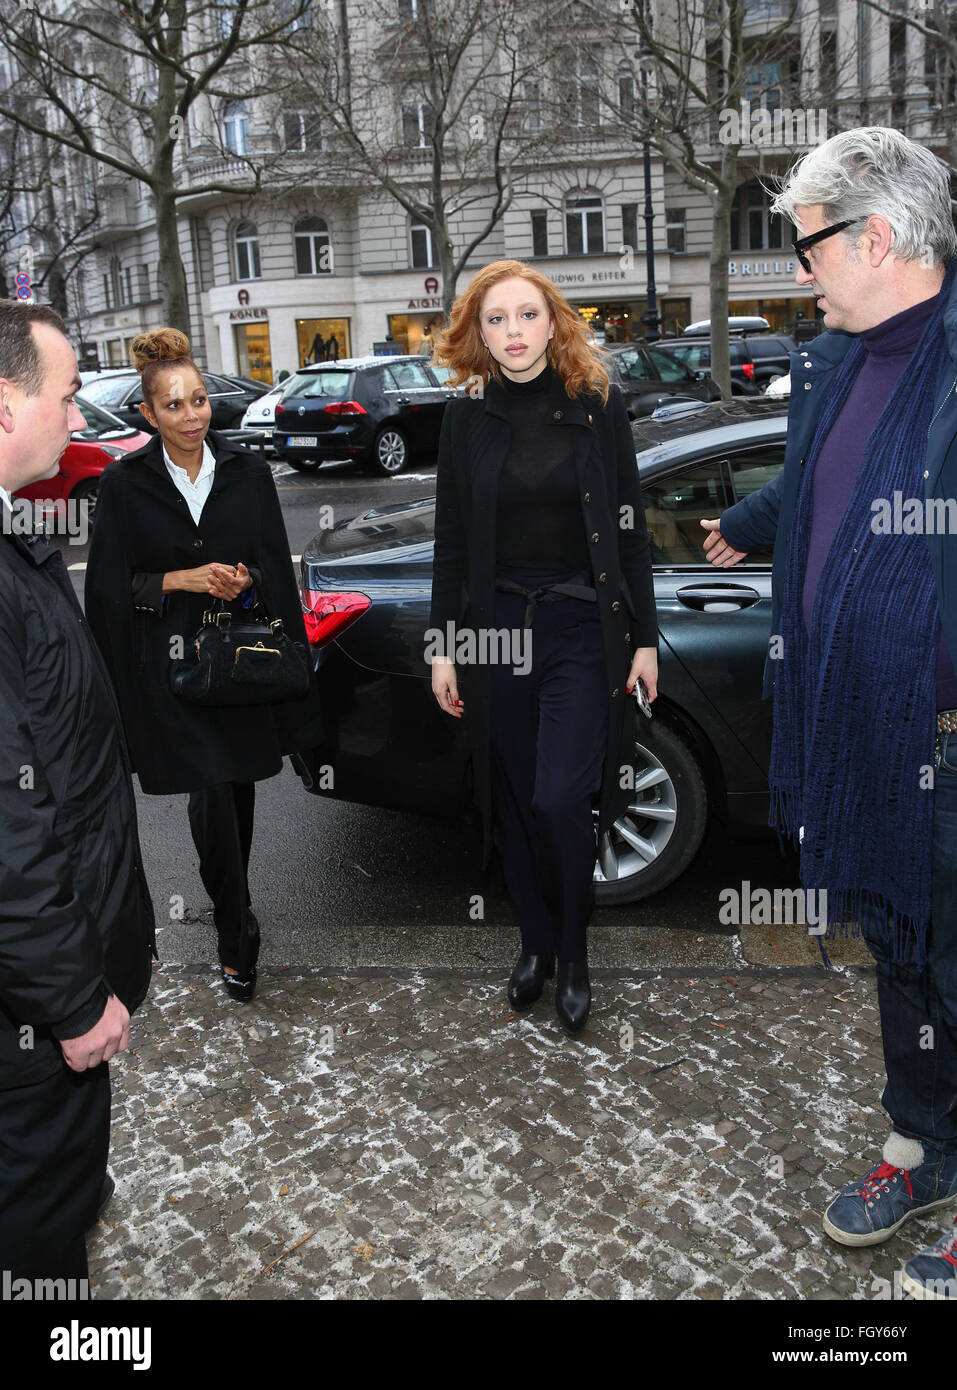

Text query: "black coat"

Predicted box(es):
[428, 373, 658, 868]
[84, 430, 323, 794]
[0, 517, 155, 1090]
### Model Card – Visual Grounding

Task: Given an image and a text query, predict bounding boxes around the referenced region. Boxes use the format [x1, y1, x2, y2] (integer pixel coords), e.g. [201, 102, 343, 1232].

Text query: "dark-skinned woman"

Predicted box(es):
[85, 329, 321, 1001]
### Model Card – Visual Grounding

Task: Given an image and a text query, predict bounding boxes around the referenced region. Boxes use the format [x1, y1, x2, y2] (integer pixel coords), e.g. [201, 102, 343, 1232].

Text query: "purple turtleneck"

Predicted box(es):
[801, 291, 957, 709]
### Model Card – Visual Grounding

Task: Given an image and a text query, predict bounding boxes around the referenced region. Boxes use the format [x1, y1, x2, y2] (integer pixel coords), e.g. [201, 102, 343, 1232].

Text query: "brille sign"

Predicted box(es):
[728, 259, 798, 277]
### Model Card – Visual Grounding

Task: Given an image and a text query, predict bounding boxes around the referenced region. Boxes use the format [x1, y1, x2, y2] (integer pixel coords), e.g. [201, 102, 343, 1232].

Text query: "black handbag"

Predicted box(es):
[171, 595, 310, 707]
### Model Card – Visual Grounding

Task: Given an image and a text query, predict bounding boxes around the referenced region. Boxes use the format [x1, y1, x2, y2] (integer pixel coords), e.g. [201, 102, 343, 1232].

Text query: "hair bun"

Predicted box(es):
[130, 327, 191, 373]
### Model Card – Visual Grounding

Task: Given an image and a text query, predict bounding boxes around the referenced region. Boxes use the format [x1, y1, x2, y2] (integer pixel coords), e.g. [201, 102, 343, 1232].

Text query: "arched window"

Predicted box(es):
[565, 192, 605, 255]
[294, 216, 332, 275]
[235, 221, 261, 280]
[224, 100, 249, 156]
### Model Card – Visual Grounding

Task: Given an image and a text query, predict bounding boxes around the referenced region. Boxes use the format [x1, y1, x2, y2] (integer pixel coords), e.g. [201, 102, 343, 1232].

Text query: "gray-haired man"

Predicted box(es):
[702, 128, 957, 1298]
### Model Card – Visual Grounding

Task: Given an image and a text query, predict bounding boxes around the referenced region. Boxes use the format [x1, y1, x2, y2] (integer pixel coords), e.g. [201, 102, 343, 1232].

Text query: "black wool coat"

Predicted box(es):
[428, 372, 658, 869]
[84, 430, 323, 794]
[0, 520, 154, 1089]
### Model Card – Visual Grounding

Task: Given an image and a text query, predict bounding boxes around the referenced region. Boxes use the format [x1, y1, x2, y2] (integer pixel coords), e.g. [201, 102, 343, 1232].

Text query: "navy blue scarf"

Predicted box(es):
[769, 266, 954, 969]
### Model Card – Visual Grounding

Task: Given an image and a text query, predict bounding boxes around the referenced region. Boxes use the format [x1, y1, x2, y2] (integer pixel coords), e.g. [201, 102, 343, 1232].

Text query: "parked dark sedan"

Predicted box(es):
[291, 399, 787, 905]
[274, 355, 458, 476]
[604, 343, 722, 418]
[79, 369, 268, 432]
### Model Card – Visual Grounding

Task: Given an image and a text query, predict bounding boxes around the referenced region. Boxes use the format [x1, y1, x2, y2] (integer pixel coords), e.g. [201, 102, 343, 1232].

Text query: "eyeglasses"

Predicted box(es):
[792, 218, 868, 274]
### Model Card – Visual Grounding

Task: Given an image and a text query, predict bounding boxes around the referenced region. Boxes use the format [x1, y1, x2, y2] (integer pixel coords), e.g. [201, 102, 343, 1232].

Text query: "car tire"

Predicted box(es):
[593, 715, 708, 904]
[71, 478, 99, 529]
[372, 427, 409, 476]
[283, 456, 321, 472]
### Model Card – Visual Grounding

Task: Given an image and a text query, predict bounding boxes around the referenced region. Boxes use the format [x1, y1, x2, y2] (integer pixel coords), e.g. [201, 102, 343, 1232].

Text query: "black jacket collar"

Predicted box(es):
[130, 428, 253, 482]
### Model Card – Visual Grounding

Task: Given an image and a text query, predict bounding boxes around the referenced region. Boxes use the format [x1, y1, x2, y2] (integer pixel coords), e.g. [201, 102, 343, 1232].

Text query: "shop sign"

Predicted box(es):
[728, 259, 797, 277]
[550, 270, 631, 286]
[229, 308, 268, 320]
[407, 297, 442, 309]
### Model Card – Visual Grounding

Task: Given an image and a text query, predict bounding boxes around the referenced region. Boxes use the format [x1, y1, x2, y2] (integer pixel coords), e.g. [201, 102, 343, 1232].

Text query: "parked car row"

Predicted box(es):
[292, 398, 789, 906]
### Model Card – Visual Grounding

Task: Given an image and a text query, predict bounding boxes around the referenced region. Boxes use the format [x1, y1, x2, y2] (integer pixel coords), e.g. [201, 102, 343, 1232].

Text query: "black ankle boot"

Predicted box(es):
[508, 952, 556, 1009]
[555, 959, 590, 1034]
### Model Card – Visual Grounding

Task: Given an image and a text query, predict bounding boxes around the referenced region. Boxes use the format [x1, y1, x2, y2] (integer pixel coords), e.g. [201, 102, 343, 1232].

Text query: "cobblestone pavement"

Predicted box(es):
[83, 959, 946, 1301]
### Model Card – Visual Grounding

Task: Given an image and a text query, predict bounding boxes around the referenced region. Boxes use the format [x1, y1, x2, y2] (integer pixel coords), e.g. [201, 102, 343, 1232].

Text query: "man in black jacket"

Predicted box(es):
[0, 302, 155, 1283]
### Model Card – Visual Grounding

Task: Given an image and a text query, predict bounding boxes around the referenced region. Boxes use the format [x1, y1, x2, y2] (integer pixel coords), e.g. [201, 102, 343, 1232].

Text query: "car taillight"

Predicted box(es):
[742, 362, 755, 380]
[276, 403, 285, 415]
[301, 588, 371, 646]
[322, 401, 367, 416]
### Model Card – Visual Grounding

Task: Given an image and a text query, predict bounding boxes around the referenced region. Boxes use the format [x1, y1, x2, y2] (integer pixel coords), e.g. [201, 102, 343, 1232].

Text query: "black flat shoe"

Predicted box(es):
[220, 964, 257, 1002]
[88, 1173, 115, 1229]
[508, 952, 556, 1009]
[555, 959, 590, 1034]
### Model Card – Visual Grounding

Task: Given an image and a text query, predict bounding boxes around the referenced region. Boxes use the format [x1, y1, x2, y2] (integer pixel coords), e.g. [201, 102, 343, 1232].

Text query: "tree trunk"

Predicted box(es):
[154, 183, 190, 332]
[437, 225, 458, 323]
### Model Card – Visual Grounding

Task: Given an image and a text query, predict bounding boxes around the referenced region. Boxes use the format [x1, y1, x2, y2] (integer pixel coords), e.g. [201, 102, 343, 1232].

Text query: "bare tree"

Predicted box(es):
[861, 0, 957, 181]
[284, 0, 559, 320]
[0, 0, 322, 332]
[566, 0, 849, 394]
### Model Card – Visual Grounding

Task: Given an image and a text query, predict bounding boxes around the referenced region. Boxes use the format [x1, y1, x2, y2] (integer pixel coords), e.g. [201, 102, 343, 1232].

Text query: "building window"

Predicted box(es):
[295, 215, 332, 274]
[284, 110, 322, 151]
[398, 0, 424, 16]
[621, 203, 638, 253]
[531, 210, 548, 257]
[523, 79, 541, 133]
[235, 221, 261, 280]
[561, 54, 601, 127]
[139, 264, 150, 299]
[102, 273, 111, 311]
[565, 193, 605, 255]
[618, 61, 636, 120]
[124, 266, 134, 304]
[410, 220, 434, 268]
[224, 100, 250, 156]
[666, 207, 686, 253]
[730, 181, 786, 252]
[402, 100, 434, 148]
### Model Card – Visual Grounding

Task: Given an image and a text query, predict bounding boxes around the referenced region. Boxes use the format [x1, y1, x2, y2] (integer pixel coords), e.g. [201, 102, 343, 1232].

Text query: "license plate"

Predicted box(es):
[262, 429, 273, 440]
[287, 435, 318, 447]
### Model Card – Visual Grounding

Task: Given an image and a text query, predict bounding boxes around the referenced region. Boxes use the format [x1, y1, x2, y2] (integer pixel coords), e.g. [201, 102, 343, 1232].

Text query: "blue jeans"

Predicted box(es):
[859, 729, 957, 1151]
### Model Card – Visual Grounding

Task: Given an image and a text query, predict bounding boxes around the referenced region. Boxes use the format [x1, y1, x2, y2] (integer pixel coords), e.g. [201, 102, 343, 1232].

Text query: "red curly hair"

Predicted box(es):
[431, 259, 611, 404]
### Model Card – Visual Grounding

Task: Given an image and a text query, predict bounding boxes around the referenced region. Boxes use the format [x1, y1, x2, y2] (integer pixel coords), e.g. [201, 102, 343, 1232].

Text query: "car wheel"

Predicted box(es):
[71, 478, 99, 528]
[373, 427, 409, 476]
[593, 716, 708, 904]
[284, 457, 321, 472]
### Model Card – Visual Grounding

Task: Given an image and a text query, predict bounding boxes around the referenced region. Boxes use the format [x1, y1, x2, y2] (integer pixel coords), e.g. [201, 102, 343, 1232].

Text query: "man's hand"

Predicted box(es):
[60, 994, 130, 1072]
[700, 518, 748, 568]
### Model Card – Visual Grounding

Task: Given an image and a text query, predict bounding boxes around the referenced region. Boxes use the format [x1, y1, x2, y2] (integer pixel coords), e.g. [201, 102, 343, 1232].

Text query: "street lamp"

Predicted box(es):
[637, 36, 661, 343]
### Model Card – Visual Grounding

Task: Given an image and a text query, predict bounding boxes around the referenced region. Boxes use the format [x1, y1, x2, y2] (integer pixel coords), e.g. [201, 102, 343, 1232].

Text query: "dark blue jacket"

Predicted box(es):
[719, 269, 957, 700]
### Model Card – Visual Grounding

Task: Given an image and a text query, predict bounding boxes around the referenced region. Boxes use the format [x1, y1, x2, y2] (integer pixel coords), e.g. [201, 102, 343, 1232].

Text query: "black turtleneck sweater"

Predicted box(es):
[494, 364, 591, 577]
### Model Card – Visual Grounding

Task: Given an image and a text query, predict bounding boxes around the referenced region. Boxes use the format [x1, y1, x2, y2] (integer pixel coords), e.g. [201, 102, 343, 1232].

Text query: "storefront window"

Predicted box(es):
[296, 317, 351, 366]
[234, 322, 273, 384]
[573, 297, 692, 342]
[387, 311, 444, 356]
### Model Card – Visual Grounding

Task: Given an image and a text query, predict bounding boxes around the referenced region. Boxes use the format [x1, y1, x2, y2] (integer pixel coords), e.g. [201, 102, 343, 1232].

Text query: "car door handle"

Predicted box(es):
[675, 583, 761, 612]
[396, 395, 411, 405]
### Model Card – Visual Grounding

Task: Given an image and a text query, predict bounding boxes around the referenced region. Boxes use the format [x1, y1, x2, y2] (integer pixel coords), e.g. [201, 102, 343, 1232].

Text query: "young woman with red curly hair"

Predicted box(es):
[428, 261, 658, 1034]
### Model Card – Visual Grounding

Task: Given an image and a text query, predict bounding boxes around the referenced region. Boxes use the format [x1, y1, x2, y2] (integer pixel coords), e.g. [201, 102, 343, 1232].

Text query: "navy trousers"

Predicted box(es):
[489, 574, 608, 962]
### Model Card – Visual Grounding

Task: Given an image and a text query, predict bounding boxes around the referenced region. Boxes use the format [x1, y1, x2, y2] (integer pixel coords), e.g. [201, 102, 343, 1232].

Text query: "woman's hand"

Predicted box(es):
[206, 561, 253, 600]
[626, 646, 658, 703]
[163, 563, 253, 598]
[431, 656, 464, 718]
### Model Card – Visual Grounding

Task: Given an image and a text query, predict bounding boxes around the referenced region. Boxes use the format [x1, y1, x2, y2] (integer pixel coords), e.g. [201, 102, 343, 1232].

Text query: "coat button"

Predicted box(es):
[598, 572, 606, 583]
[553, 409, 563, 420]
[612, 600, 620, 611]
[583, 491, 590, 502]
[192, 539, 203, 549]
[625, 633, 631, 644]
[804, 382, 812, 390]
[924, 469, 930, 478]
[611, 688, 619, 698]
[591, 532, 599, 542]
[587, 413, 593, 424]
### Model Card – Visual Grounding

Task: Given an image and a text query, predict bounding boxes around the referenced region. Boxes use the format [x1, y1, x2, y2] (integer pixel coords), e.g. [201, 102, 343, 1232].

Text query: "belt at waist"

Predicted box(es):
[494, 572, 597, 629]
[938, 708, 957, 733]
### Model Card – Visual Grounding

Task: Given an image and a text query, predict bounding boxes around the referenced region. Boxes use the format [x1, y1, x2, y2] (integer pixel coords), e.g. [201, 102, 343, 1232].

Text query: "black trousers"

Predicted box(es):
[489, 577, 608, 962]
[0, 1061, 110, 1281]
[187, 781, 259, 976]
